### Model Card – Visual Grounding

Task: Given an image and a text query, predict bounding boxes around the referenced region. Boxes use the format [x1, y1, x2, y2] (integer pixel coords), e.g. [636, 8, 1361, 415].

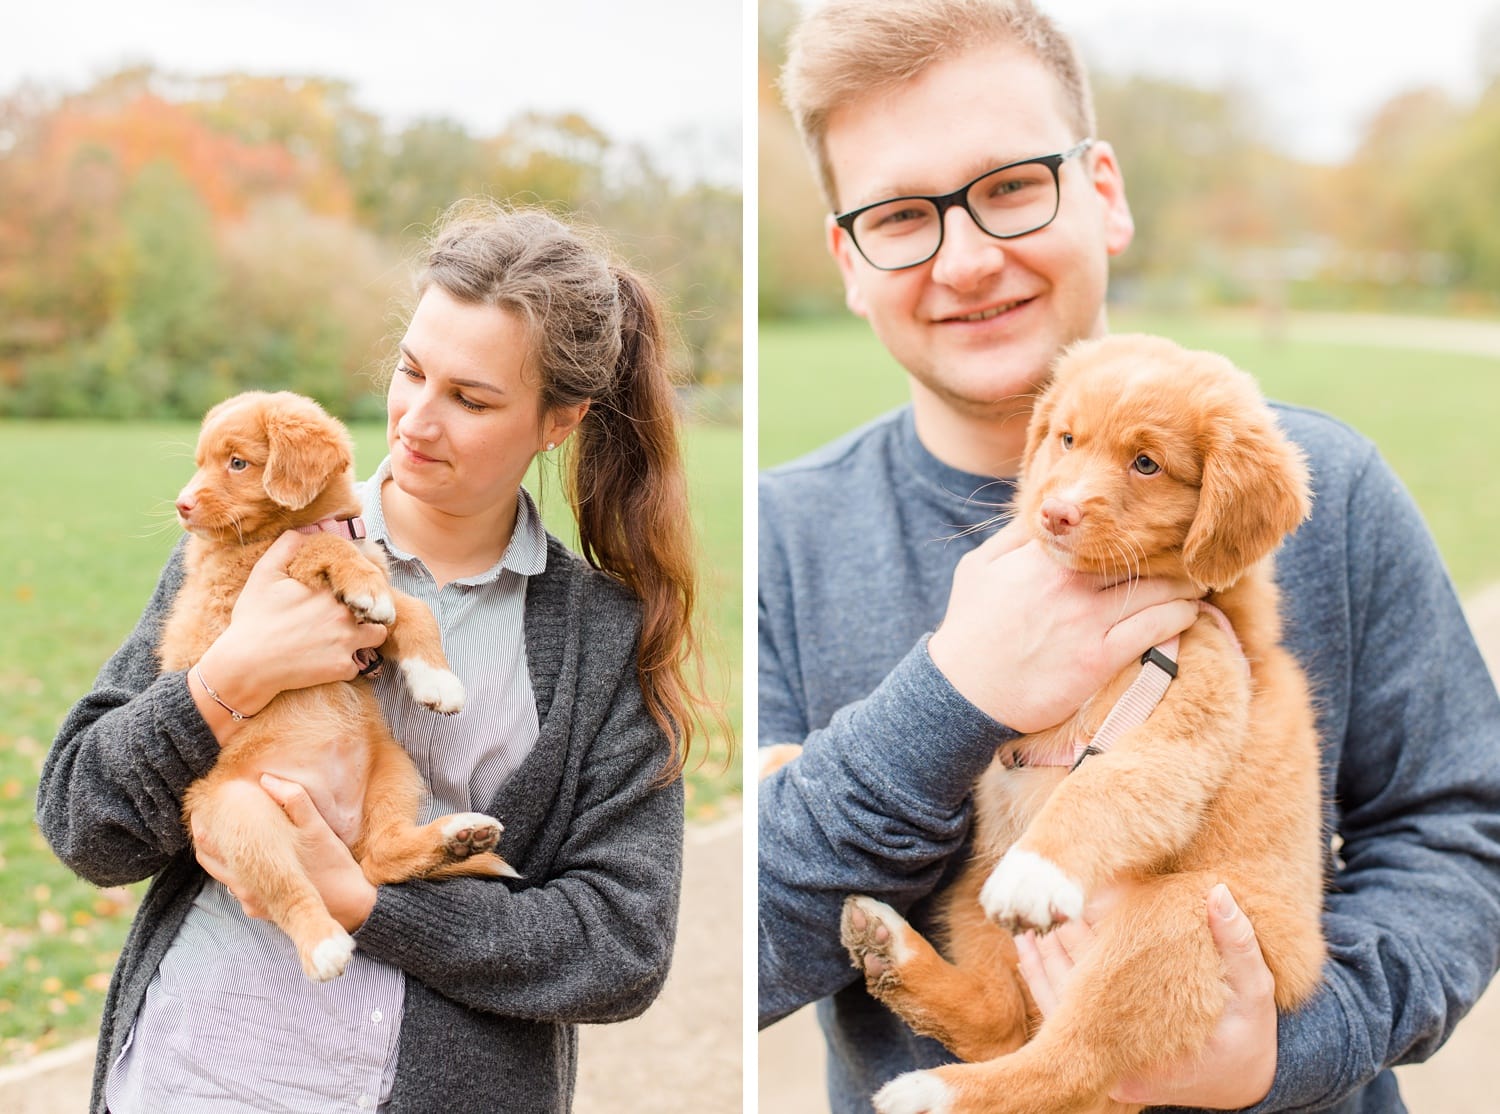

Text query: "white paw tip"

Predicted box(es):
[441, 812, 502, 841]
[402, 660, 466, 714]
[979, 847, 1084, 929]
[875, 1072, 953, 1114]
[847, 895, 912, 962]
[309, 931, 355, 981]
[346, 593, 395, 624]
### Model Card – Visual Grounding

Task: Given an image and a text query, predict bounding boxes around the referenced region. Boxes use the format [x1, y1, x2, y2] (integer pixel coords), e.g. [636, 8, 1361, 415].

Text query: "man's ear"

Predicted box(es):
[1087, 141, 1135, 258]
[826, 215, 869, 319]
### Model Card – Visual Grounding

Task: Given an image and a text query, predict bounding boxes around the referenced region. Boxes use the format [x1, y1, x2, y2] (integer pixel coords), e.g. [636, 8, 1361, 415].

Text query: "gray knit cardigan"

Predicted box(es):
[37, 534, 684, 1114]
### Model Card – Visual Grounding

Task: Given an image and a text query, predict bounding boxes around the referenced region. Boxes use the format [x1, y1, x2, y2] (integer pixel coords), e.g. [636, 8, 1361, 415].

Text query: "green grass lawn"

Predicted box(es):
[0, 417, 740, 1063]
[760, 311, 1500, 593]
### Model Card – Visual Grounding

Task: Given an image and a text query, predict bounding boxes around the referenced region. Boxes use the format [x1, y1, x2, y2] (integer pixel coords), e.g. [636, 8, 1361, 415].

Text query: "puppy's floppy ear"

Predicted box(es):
[1181, 404, 1312, 591]
[261, 396, 352, 511]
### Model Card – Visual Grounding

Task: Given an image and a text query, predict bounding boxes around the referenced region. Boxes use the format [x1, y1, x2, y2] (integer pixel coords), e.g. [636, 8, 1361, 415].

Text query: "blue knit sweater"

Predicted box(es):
[758, 405, 1500, 1113]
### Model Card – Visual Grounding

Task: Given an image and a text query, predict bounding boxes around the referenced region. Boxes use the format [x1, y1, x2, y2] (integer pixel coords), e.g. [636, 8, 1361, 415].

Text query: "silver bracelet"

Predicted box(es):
[193, 664, 254, 721]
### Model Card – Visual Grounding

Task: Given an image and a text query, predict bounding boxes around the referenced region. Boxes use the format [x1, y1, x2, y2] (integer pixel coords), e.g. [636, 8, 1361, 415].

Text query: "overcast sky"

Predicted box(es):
[1, 0, 743, 181]
[1033, 0, 1500, 162]
[5, 1, 1498, 175]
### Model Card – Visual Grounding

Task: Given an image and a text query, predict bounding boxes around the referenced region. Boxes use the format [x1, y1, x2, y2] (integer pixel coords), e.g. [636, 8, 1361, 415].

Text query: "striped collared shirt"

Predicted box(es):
[107, 462, 545, 1113]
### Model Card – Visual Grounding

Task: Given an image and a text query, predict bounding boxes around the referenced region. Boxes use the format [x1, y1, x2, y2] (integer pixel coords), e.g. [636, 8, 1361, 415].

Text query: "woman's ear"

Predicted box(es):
[542, 400, 590, 452]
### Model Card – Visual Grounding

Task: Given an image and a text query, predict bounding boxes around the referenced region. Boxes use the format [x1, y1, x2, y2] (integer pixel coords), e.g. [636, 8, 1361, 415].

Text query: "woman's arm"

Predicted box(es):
[350, 649, 685, 1024]
[38, 534, 392, 887]
[36, 544, 216, 885]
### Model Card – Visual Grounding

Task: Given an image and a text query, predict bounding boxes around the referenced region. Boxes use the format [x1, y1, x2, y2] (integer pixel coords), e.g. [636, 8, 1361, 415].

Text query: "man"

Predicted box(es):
[757, 1, 1500, 1111]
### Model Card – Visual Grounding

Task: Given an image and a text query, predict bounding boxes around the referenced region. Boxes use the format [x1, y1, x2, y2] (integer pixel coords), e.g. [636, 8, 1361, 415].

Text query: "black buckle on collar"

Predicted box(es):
[1141, 646, 1179, 678]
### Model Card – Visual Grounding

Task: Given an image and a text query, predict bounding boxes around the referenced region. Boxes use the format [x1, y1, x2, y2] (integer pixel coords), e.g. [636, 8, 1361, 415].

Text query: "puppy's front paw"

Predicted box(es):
[441, 812, 503, 859]
[303, 930, 355, 982]
[874, 1070, 954, 1114]
[402, 659, 466, 714]
[841, 895, 911, 992]
[342, 589, 396, 626]
[979, 848, 1084, 933]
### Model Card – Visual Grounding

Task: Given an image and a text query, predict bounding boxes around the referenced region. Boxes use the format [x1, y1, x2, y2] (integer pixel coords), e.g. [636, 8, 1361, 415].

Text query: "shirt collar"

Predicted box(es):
[359, 456, 548, 585]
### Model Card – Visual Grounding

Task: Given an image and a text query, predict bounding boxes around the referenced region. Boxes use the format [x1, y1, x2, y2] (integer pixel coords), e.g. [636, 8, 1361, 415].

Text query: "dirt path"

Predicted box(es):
[0, 810, 743, 1114]
[759, 586, 1500, 1114]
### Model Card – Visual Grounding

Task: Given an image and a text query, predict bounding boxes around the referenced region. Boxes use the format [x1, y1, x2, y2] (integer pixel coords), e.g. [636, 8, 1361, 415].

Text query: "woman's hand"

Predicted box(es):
[193, 774, 378, 933]
[1013, 883, 1278, 1109]
[928, 521, 1201, 733]
[193, 532, 389, 722]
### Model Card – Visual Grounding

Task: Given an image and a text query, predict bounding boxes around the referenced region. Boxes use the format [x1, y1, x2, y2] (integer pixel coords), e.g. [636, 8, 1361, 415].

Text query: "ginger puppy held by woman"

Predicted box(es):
[39, 202, 718, 1114]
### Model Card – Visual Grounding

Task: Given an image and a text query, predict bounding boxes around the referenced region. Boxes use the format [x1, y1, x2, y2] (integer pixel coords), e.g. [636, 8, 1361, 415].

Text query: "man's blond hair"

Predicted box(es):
[780, 0, 1096, 211]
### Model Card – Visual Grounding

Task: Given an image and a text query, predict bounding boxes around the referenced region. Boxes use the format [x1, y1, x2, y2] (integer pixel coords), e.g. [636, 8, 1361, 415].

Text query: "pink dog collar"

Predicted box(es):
[1005, 601, 1243, 771]
[296, 515, 367, 541]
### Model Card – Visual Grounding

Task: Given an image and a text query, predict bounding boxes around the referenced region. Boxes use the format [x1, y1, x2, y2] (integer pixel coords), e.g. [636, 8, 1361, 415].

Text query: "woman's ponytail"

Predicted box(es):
[416, 201, 725, 779]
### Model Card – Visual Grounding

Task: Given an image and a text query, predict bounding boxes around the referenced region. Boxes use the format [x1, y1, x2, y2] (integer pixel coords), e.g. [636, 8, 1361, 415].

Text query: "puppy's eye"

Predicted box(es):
[1133, 454, 1161, 476]
[1059, 433, 1074, 451]
[228, 457, 250, 473]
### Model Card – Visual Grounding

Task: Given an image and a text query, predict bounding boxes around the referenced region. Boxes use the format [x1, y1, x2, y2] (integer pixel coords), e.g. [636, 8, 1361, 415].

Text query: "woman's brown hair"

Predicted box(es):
[416, 200, 721, 778]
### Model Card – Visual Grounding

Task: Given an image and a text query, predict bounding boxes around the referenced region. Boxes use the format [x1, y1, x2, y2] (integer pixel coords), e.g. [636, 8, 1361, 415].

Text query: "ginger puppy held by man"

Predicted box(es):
[842, 334, 1325, 1114]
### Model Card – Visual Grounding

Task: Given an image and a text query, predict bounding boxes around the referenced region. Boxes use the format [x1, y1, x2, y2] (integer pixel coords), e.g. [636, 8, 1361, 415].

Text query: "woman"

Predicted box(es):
[37, 202, 720, 1113]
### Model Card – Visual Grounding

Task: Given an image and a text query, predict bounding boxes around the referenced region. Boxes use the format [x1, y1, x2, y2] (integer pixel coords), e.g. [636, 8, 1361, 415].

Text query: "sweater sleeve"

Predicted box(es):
[757, 498, 1016, 1028]
[351, 606, 685, 1026]
[1243, 444, 1500, 1112]
[36, 543, 222, 886]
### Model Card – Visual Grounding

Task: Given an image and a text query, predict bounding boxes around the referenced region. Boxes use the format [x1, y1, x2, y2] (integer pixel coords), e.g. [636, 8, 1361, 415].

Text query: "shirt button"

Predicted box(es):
[370, 1009, 384, 1024]
[357, 1096, 374, 1110]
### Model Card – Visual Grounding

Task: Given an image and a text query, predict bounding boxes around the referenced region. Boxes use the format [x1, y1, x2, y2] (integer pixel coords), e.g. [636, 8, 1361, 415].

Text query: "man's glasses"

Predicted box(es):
[834, 139, 1095, 271]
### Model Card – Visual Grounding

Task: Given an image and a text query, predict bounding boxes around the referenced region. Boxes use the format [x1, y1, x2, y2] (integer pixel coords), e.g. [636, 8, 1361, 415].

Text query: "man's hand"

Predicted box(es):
[1013, 883, 1278, 1109]
[927, 521, 1200, 732]
[193, 774, 378, 933]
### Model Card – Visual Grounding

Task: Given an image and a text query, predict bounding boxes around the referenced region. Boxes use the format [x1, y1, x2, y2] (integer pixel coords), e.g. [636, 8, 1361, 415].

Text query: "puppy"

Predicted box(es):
[160, 390, 517, 982]
[841, 335, 1326, 1114]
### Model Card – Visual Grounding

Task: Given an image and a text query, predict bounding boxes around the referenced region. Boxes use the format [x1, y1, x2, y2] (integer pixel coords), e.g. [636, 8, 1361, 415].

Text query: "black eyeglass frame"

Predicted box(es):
[833, 137, 1096, 271]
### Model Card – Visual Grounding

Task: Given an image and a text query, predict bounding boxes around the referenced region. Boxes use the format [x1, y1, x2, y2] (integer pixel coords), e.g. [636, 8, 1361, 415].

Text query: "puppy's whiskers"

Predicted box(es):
[155, 439, 196, 461]
[946, 507, 1015, 544]
[138, 503, 183, 537]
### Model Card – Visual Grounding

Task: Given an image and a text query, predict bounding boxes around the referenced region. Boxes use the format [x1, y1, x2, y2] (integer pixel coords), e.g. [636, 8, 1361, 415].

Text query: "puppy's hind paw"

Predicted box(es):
[841, 895, 912, 992]
[441, 812, 503, 859]
[979, 848, 1084, 933]
[875, 1071, 954, 1114]
[402, 659, 466, 714]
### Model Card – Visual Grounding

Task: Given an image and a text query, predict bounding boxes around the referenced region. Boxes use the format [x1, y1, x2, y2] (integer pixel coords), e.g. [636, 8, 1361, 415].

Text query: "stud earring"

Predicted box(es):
[545, 441, 557, 452]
